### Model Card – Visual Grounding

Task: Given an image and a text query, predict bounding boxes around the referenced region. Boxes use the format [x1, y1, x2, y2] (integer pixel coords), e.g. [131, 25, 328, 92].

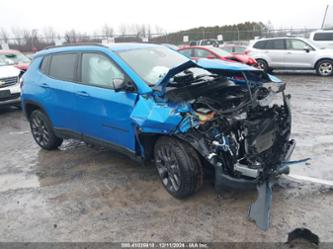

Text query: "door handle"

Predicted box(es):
[40, 83, 49, 88]
[76, 91, 90, 97]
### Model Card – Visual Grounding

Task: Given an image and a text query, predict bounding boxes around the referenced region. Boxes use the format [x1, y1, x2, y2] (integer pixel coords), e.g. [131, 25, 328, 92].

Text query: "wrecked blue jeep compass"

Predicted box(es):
[21, 43, 296, 230]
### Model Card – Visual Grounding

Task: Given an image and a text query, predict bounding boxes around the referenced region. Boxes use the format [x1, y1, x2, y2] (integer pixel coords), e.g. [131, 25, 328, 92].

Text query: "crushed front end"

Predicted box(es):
[163, 65, 296, 230]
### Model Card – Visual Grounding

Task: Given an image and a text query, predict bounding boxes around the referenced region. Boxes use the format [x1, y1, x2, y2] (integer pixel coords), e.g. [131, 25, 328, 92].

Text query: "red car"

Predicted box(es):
[0, 50, 31, 72]
[178, 46, 257, 67]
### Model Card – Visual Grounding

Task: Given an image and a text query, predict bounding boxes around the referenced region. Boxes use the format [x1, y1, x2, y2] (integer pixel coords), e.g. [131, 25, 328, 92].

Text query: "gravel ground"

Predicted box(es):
[0, 72, 332, 242]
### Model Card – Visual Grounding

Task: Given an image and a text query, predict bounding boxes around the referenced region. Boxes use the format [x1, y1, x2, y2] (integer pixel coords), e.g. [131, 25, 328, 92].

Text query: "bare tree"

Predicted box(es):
[154, 25, 165, 35]
[0, 28, 9, 43]
[11, 27, 25, 45]
[118, 24, 127, 36]
[42, 26, 57, 43]
[64, 29, 77, 43]
[102, 24, 114, 38]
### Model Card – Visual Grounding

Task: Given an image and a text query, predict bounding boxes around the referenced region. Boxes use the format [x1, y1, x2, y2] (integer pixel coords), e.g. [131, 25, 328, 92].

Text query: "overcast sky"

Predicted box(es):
[0, 0, 332, 34]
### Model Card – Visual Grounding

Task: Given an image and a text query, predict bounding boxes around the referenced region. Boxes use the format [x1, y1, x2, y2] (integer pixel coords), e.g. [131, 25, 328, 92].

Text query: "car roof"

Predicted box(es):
[255, 37, 306, 41]
[35, 43, 162, 58]
[179, 45, 215, 50]
[0, 49, 20, 54]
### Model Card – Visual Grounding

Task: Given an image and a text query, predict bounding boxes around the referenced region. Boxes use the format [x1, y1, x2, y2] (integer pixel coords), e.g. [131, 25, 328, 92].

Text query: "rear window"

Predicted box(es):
[253, 40, 267, 49]
[48, 53, 78, 82]
[40, 55, 51, 74]
[265, 39, 285, 50]
[313, 32, 333, 41]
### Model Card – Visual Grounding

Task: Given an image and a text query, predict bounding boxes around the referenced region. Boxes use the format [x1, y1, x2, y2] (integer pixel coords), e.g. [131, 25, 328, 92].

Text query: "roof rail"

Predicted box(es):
[44, 43, 108, 50]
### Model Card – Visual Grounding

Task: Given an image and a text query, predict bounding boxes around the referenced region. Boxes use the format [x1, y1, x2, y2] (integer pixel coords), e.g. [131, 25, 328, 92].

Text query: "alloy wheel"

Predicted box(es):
[319, 62, 333, 76]
[155, 145, 181, 192]
[31, 113, 50, 147]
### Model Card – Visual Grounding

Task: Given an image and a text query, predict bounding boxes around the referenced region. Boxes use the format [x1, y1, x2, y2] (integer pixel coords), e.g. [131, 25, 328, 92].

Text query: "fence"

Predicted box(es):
[0, 28, 321, 52]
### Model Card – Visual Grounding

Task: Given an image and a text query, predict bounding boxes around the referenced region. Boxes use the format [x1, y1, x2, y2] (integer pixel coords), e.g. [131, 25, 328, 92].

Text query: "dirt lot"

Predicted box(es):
[0, 72, 332, 242]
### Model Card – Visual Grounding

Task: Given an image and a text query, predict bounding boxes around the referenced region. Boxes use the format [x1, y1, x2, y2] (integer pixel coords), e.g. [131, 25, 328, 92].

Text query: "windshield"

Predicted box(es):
[0, 55, 16, 66]
[303, 38, 319, 50]
[208, 47, 232, 57]
[116, 46, 189, 85]
[1, 52, 31, 64]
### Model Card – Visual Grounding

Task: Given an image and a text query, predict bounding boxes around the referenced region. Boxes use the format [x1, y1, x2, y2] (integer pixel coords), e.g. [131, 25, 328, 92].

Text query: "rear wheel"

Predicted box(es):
[256, 59, 269, 72]
[316, 60, 333, 76]
[154, 137, 203, 199]
[29, 110, 63, 150]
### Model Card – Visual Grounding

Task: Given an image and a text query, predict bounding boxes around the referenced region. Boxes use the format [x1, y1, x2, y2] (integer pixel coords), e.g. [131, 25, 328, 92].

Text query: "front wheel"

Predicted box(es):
[29, 110, 63, 150]
[154, 137, 203, 199]
[316, 60, 333, 76]
[256, 59, 269, 73]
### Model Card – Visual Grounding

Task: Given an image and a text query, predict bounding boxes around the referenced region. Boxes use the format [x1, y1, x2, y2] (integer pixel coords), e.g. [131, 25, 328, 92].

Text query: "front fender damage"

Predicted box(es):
[130, 66, 309, 231]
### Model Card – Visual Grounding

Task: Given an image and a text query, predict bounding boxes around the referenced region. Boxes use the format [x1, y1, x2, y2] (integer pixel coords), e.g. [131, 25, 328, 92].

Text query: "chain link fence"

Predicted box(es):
[0, 28, 320, 52]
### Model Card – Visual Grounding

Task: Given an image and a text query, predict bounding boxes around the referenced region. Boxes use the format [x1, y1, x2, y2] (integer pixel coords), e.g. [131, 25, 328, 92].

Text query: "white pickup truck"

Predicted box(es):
[0, 64, 21, 107]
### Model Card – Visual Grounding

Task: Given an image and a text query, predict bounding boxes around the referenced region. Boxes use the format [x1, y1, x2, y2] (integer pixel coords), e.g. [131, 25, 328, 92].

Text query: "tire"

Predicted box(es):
[29, 109, 63, 150]
[316, 59, 333, 76]
[154, 137, 203, 199]
[256, 59, 269, 73]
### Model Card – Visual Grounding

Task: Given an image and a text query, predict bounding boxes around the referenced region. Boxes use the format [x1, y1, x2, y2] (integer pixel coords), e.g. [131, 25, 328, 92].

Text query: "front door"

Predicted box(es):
[76, 52, 138, 152]
[284, 39, 315, 68]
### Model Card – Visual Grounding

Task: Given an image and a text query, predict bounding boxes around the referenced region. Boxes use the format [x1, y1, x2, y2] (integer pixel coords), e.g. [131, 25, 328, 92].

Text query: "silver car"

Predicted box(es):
[246, 37, 333, 76]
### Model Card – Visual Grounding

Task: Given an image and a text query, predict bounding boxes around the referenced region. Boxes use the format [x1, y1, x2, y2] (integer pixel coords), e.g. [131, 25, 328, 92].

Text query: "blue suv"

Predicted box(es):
[21, 43, 296, 230]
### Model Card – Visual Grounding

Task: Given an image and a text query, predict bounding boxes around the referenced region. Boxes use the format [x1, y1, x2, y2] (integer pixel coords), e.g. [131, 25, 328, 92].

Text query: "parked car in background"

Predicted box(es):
[221, 44, 247, 54]
[161, 43, 179, 50]
[189, 39, 221, 47]
[178, 46, 257, 67]
[0, 49, 32, 74]
[0, 57, 21, 107]
[309, 30, 333, 49]
[246, 37, 333, 76]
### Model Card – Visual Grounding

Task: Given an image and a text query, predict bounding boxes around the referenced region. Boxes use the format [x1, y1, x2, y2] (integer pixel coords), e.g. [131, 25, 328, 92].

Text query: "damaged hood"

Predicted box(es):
[153, 58, 281, 93]
[155, 60, 198, 87]
[197, 58, 259, 71]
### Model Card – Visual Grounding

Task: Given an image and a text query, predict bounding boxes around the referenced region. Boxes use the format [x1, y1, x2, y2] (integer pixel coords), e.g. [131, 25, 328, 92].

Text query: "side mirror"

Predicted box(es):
[112, 78, 136, 92]
[304, 46, 311, 53]
[112, 78, 126, 92]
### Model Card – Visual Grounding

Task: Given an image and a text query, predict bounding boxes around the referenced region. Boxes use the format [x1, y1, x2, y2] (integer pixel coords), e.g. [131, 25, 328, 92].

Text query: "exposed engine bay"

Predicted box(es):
[163, 68, 297, 230]
[166, 70, 293, 181]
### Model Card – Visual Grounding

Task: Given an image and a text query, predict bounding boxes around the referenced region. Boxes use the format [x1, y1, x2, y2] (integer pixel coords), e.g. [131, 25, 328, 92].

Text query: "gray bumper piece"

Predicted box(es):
[248, 180, 274, 231]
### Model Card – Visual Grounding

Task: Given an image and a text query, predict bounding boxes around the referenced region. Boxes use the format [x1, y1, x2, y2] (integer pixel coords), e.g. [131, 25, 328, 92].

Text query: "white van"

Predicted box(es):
[309, 30, 333, 49]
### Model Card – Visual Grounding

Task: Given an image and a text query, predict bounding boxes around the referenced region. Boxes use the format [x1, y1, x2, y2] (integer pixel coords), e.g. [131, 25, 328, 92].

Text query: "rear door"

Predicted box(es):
[284, 39, 316, 68]
[39, 52, 79, 133]
[263, 39, 286, 67]
[76, 52, 138, 151]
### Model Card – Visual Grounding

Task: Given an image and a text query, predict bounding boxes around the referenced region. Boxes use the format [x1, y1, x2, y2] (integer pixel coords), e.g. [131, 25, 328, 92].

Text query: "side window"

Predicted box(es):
[40, 55, 51, 74]
[265, 39, 285, 50]
[179, 49, 192, 58]
[313, 32, 333, 41]
[193, 49, 212, 58]
[287, 39, 312, 50]
[81, 53, 125, 89]
[253, 40, 267, 49]
[49, 53, 78, 81]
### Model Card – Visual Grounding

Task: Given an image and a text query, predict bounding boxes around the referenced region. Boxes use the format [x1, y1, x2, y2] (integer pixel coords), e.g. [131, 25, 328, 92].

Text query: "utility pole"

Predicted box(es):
[321, 5, 329, 29]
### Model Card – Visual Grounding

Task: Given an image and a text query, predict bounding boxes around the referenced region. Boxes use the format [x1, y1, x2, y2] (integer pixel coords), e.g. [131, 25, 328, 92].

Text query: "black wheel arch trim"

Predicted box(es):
[315, 58, 333, 68]
[23, 100, 52, 123]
